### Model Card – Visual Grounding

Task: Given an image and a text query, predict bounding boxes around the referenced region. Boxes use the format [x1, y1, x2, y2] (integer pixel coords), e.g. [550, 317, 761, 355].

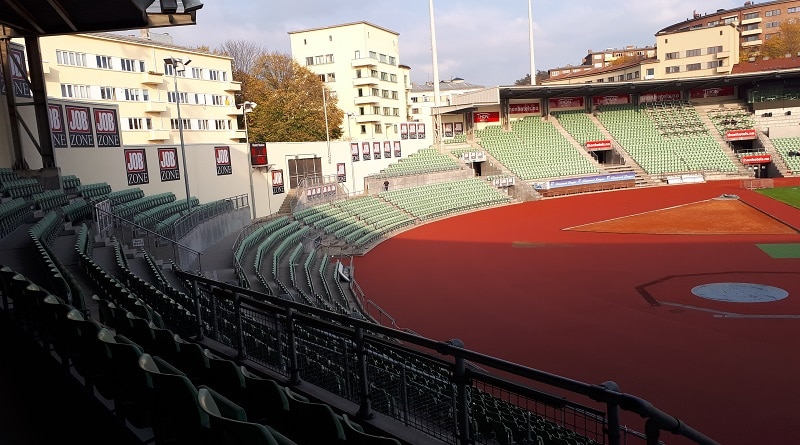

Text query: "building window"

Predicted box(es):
[765, 9, 781, 17]
[743, 12, 759, 19]
[707, 20, 720, 26]
[120, 58, 142, 72]
[743, 35, 760, 42]
[56, 50, 87, 67]
[607, 77, 614, 82]
[742, 23, 760, 31]
[209, 70, 221, 81]
[372, 106, 380, 115]
[646, 68, 655, 76]
[371, 88, 379, 96]
[354, 50, 360, 59]
[99, 86, 115, 100]
[707, 60, 724, 69]
[393, 108, 399, 116]
[391, 91, 398, 100]
[60, 84, 90, 99]
[665, 51, 680, 60]
[211, 95, 223, 106]
[411, 107, 420, 114]
[170, 118, 191, 130]
[198, 119, 209, 130]
[388, 56, 396, 65]
[128, 118, 145, 130]
[790, 6, 800, 13]
[379, 54, 387, 63]
[96, 55, 113, 69]
[325, 54, 334, 63]
[666, 66, 680, 74]
[167, 91, 188, 103]
[616, 75, 625, 81]
[360, 125, 367, 134]
[723, 16, 738, 24]
[306, 57, 314, 66]
[411, 97, 418, 103]
[123, 88, 149, 102]
[383, 107, 390, 115]
[369, 51, 377, 59]
[214, 119, 229, 130]
[374, 124, 382, 134]
[707, 46, 723, 54]
[371, 69, 378, 78]
[326, 72, 336, 82]
[191, 67, 202, 79]
[766, 21, 780, 28]
[686, 63, 701, 71]
[686, 48, 701, 57]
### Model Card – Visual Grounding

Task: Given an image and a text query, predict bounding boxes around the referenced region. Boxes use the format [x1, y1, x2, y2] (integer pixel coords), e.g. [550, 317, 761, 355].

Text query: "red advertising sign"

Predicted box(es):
[124, 148, 149, 185]
[351, 142, 360, 162]
[48, 104, 67, 148]
[509, 103, 541, 114]
[0, 44, 31, 97]
[548, 97, 584, 109]
[418, 123, 426, 139]
[689, 86, 735, 99]
[250, 142, 268, 166]
[215, 146, 232, 176]
[408, 123, 418, 139]
[158, 147, 180, 182]
[741, 154, 771, 164]
[474, 111, 500, 123]
[65, 105, 94, 147]
[93, 108, 121, 147]
[383, 141, 391, 158]
[336, 162, 346, 183]
[585, 140, 612, 151]
[393, 141, 402, 157]
[454, 122, 464, 135]
[361, 142, 371, 160]
[400, 123, 408, 140]
[271, 169, 285, 194]
[373, 141, 382, 159]
[444, 123, 454, 137]
[639, 91, 681, 103]
[591, 95, 630, 106]
[726, 129, 757, 141]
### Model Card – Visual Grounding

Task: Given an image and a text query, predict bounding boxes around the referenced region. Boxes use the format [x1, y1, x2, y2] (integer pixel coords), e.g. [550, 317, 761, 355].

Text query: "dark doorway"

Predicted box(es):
[288, 157, 323, 189]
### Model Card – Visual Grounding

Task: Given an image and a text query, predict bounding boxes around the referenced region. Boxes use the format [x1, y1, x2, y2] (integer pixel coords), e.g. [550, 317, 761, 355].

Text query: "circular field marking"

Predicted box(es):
[691, 282, 789, 303]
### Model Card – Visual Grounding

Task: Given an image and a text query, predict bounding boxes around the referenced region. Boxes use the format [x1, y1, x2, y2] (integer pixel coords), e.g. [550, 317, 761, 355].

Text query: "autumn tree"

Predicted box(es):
[763, 19, 800, 59]
[245, 51, 343, 142]
[513, 70, 549, 85]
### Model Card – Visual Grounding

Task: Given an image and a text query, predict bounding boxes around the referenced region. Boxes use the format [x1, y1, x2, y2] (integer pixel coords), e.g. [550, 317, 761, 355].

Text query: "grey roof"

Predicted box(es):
[410, 81, 486, 93]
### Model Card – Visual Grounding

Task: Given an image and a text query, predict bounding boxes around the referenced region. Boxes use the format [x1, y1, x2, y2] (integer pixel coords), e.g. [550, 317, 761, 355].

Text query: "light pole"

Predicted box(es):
[241, 100, 258, 218]
[164, 56, 192, 212]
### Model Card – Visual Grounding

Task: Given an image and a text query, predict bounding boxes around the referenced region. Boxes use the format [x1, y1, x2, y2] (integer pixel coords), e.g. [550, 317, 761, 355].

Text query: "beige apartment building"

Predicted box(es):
[659, 0, 800, 60]
[31, 31, 243, 146]
[288, 22, 411, 140]
[544, 23, 739, 85]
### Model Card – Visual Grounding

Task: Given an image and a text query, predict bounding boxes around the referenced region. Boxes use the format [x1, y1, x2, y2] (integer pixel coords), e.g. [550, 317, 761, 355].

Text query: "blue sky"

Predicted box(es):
[160, 0, 746, 87]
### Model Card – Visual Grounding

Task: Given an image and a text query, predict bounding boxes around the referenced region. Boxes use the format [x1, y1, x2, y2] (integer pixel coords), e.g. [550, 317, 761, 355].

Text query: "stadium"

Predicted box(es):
[2, 1, 800, 445]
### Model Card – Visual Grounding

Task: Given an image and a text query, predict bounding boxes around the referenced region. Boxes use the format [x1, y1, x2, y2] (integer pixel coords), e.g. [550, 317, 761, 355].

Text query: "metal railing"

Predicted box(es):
[93, 203, 203, 272]
[176, 270, 719, 445]
[172, 194, 248, 240]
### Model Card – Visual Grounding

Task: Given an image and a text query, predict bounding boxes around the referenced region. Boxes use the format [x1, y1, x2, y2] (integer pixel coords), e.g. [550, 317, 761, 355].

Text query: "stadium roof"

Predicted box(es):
[0, 0, 201, 37]
[497, 69, 800, 101]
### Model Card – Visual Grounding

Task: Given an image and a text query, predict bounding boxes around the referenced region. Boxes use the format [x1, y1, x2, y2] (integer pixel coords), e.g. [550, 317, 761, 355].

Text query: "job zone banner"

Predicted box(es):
[361, 142, 371, 161]
[272, 169, 285, 194]
[48, 104, 67, 148]
[372, 141, 381, 160]
[350, 142, 360, 162]
[124, 148, 149, 186]
[65, 105, 94, 147]
[383, 141, 391, 158]
[158, 147, 180, 182]
[0, 42, 31, 97]
[336, 163, 346, 182]
[215, 146, 232, 175]
[393, 141, 402, 157]
[93, 108, 121, 147]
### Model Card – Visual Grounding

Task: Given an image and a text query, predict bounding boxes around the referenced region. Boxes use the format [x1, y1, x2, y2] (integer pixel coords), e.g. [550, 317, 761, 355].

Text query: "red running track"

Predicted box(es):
[354, 178, 800, 445]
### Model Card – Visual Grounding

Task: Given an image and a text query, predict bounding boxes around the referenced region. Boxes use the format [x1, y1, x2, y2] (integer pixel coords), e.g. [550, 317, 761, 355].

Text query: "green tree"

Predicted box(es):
[513, 70, 548, 85]
[246, 51, 343, 142]
[763, 19, 800, 59]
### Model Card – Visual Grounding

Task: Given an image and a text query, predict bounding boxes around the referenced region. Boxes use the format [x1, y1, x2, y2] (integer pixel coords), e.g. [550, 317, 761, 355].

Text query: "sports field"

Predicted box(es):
[354, 178, 800, 445]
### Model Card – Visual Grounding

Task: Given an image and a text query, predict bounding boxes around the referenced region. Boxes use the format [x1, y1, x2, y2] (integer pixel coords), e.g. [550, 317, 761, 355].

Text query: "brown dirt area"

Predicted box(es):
[566, 197, 799, 235]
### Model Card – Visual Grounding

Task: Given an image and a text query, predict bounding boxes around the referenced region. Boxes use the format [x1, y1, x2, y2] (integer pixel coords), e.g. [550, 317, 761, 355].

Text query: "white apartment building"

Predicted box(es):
[288, 22, 411, 140]
[32, 31, 243, 146]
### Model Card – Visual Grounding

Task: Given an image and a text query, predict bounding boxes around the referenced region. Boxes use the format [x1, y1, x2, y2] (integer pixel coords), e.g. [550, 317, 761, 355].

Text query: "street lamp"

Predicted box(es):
[241, 100, 258, 218]
[164, 56, 192, 212]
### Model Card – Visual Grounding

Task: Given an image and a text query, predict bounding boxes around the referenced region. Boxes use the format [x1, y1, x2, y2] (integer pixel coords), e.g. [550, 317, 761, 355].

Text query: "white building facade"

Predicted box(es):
[288, 22, 411, 141]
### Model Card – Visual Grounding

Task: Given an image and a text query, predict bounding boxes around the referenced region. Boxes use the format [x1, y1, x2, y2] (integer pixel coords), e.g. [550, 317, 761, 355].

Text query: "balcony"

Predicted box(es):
[741, 17, 762, 25]
[716, 65, 731, 74]
[354, 95, 380, 105]
[231, 129, 247, 140]
[147, 130, 170, 141]
[351, 57, 378, 68]
[141, 71, 164, 85]
[741, 28, 762, 37]
[742, 39, 763, 47]
[715, 51, 730, 59]
[353, 76, 379, 87]
[224, 81, 241, 92]
[227, 107, 243, 117]
[354, 114, 380, 124]
[145, 101, 167, 113]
